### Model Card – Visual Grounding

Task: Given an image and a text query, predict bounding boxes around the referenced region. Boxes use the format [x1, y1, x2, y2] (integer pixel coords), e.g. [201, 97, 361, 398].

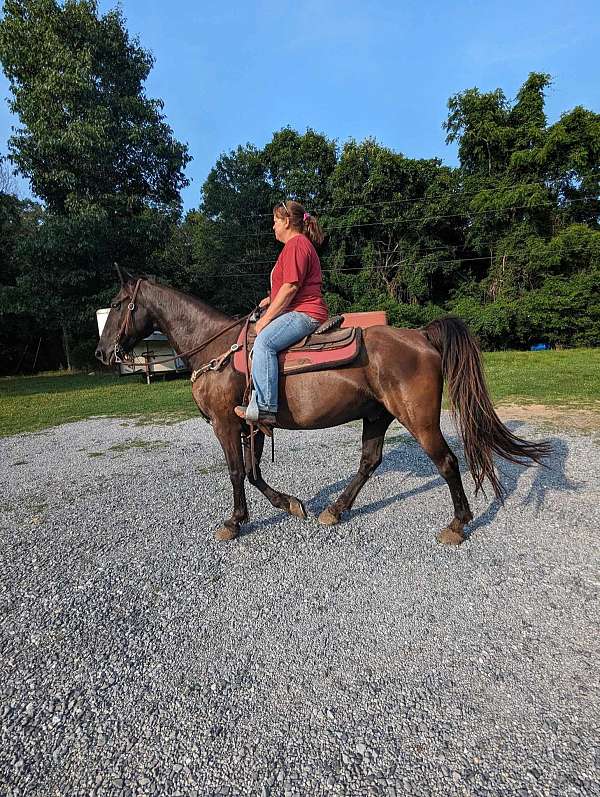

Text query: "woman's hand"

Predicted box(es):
[255, 282, 298, 336]
[259, 296, 271, 308]
[255, 316, 269, 335]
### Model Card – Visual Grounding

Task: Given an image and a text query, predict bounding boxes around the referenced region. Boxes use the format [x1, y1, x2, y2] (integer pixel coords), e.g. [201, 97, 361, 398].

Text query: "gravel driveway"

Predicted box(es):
[1, 413, 599, 797]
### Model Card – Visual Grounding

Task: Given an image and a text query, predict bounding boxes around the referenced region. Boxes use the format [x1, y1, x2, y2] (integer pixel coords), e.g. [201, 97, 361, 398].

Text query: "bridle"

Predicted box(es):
[111, 277, 268, 473]
[113, 279, 143, 363]
[112, 277, 252, 366]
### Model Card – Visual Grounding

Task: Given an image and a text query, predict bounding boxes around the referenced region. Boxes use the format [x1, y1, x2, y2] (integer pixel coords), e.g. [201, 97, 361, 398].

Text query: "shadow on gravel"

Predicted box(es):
[238, 423, 579, 539]
[301, 432, 448, 522]
[466, 425, 580, 535]
[304, 431, 476, 523]
[520, 435, 582, 513]
[310, 423, 577, 538]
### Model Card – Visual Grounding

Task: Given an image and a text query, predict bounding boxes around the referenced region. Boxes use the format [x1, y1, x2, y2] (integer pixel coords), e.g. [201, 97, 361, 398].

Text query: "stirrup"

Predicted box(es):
[234, 405, 277, 428]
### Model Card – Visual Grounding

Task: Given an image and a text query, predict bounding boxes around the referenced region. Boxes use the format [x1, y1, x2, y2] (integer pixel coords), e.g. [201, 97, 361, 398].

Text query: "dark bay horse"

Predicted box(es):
[95, 276, 550, 544]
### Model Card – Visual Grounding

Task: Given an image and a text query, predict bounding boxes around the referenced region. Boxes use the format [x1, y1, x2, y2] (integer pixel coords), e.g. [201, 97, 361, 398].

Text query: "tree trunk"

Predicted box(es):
[61, 323, 72, 371]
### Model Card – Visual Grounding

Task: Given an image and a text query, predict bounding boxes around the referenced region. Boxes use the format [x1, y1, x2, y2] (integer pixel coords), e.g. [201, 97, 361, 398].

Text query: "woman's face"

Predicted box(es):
[273, 212, 290, 242]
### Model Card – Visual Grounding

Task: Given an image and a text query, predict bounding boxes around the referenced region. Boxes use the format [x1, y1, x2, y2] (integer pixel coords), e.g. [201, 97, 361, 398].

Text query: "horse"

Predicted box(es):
[95, 274, 550, 544]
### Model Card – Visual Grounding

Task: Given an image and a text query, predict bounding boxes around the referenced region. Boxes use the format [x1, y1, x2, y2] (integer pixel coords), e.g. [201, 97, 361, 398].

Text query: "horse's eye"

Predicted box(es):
[111, 301, 121, 309]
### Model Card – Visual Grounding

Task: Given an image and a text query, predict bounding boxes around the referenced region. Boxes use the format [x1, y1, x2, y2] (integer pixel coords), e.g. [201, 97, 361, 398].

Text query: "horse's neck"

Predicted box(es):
[141, 282, 234, 366]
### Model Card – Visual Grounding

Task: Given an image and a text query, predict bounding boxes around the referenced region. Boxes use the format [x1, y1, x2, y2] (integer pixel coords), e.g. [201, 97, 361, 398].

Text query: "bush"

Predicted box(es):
[515, 272, 600, 347]
[448, 297, 519, 349]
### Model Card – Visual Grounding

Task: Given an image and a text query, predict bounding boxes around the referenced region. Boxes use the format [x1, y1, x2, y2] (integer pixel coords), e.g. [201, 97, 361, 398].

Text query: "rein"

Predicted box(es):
[113, 278, 252, 369]
[113, 278, 270, 476]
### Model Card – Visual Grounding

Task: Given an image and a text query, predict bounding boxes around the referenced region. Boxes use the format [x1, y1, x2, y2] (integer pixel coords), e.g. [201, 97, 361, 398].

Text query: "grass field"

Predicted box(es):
[1, 349, 599, 437]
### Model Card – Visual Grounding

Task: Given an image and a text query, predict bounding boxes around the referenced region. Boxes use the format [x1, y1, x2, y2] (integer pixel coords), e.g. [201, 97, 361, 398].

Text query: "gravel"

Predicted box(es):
[1, 412, 599, 796]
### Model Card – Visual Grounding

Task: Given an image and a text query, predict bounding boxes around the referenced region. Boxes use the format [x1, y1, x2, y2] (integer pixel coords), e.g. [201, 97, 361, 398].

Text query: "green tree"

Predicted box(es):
[443, 72, 599, 332]
[324, 139, 460, 319]
[186, 128, 337, 314]
[0, 0, 190, 215]
[0, 0, 190, 366]
[0, 153, 16, 194]
[263, 127, 337, 207]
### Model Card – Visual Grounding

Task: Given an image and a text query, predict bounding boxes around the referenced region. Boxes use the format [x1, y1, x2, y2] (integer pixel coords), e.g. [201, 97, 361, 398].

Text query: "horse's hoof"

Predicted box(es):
[318, 508, 339, 526]
[437, 527, 465, 545]
[215, 526, 238, 542]
[288, 497, 307, 519]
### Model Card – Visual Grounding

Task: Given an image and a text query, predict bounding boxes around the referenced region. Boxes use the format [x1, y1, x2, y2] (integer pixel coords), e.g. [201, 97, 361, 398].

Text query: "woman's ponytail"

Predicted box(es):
[273, 200, 326, 248]
[302, 212, 325, 247]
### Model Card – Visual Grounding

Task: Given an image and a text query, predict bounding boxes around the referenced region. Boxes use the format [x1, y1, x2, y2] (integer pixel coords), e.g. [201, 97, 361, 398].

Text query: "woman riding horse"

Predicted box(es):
[234, 200, 328, 426]
[96, 265, 550, 544]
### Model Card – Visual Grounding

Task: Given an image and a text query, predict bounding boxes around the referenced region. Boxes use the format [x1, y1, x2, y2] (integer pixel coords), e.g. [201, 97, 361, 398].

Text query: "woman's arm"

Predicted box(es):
[255, 282, 298, 333]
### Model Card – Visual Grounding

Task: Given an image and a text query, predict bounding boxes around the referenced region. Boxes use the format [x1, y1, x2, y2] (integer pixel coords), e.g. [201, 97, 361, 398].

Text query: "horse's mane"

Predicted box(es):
[133, 274, 232, 322]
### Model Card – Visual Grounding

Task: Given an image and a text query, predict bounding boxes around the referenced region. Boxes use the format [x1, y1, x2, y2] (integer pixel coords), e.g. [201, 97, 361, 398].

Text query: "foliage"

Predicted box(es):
[0, 0, 190, 370]
[176, 71, 598, 350]
[184, 128, 337, 315]
[0, 0, 190, 215]
[1, 48, 599, 373]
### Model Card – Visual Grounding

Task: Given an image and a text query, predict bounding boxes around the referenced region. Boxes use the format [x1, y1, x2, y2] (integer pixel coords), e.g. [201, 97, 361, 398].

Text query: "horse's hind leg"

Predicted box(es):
[409, 423, 474, 544]
[379, 378, 473, 544]
[243, 429, 307, 520]
[318, 412, 393, 526]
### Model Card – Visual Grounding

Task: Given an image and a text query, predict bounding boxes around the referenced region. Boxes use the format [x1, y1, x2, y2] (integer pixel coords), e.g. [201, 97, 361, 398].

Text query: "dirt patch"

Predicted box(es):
[496, 403, 600, 434]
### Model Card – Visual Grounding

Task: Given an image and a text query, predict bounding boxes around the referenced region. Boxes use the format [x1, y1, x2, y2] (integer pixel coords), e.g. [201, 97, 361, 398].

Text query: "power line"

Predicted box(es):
[207, 241, 600, 279]
[202, 195, 600, 244]
[207, 245, 459, 271]
[324, 197, 598, 231]
[197, 172, 600, 225]
[237, 171, 600, 218]
[198, 225, 600, 271]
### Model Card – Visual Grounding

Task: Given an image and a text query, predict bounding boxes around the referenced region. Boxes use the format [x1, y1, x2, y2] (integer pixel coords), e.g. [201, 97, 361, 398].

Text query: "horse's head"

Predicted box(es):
[95, 274, 155, 366]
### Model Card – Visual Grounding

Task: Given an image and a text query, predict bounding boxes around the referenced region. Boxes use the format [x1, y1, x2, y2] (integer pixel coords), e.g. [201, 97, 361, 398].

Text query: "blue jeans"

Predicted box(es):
[252, 311, 320, 412]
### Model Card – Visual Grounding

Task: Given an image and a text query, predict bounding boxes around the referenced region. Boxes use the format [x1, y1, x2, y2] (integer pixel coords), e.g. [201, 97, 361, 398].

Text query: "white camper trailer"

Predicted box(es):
[96, 308, 189, 382]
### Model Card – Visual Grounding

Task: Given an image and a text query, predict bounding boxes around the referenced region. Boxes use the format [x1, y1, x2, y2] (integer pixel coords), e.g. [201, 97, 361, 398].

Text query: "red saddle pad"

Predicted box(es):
[232, 311, 387, 377]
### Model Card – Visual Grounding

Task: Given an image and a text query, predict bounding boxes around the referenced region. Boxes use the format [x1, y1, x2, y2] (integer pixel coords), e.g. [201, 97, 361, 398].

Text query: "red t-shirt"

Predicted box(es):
[270, 235, 328, 323]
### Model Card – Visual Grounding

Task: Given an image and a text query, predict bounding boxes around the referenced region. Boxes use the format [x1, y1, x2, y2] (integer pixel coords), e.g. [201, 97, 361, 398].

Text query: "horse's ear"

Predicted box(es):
[115, 263, 137, 284]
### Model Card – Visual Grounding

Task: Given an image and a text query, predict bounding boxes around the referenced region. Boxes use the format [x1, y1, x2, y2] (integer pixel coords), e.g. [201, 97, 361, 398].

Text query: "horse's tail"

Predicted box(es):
[422, 316, 551, 498]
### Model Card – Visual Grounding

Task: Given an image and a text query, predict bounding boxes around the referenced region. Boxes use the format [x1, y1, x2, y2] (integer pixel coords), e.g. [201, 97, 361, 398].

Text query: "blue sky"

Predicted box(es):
[1, 0, 598, 210]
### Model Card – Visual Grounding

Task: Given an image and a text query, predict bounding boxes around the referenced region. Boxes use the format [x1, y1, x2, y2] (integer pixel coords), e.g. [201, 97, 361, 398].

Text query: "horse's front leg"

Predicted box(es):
[243, 428, 307, 519]
[212, 420, 249, 541]
[319, 412, 393, 525]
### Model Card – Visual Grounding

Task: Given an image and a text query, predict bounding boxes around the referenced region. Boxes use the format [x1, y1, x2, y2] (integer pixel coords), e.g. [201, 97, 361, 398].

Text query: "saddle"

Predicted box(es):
[232, 311, 387, 377]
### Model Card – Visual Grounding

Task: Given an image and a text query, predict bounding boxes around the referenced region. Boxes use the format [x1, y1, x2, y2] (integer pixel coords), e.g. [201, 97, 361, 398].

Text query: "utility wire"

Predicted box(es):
[205, 241, 600, 279]
[200, 196, 599, 243]
[194, 229, 600, 271]
[234, 171, 600, 218]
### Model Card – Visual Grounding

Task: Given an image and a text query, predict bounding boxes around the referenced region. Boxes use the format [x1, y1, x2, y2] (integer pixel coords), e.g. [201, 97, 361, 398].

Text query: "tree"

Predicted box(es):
[0, 0, 190, 216]
[324, 139, 460, 317]
[443, 73, 600, 305]
[0, 154, 16, 194]
[262, 127, 337, 208]
[185, 129, 337, 314]
[0, 0, 191, 366]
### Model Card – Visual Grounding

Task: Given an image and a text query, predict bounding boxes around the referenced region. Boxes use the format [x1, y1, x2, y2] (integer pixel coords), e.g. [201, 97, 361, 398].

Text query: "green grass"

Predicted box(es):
[482, 348, 600, 406]
[0, 371, 197, 437]
[1, 349, 599, 437]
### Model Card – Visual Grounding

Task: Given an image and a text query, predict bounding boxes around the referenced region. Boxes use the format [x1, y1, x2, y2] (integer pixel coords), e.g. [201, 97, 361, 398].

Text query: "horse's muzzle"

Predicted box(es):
[95, 347, 114, 366]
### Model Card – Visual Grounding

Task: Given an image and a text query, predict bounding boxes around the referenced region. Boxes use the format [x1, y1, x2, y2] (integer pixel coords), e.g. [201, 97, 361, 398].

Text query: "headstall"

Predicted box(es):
[113, 279, 143, 364]
[111, 277, 250, 371]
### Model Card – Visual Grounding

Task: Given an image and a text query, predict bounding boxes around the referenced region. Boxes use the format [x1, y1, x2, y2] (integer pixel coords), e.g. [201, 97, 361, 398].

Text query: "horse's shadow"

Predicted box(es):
[241, 422, 580, 538]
